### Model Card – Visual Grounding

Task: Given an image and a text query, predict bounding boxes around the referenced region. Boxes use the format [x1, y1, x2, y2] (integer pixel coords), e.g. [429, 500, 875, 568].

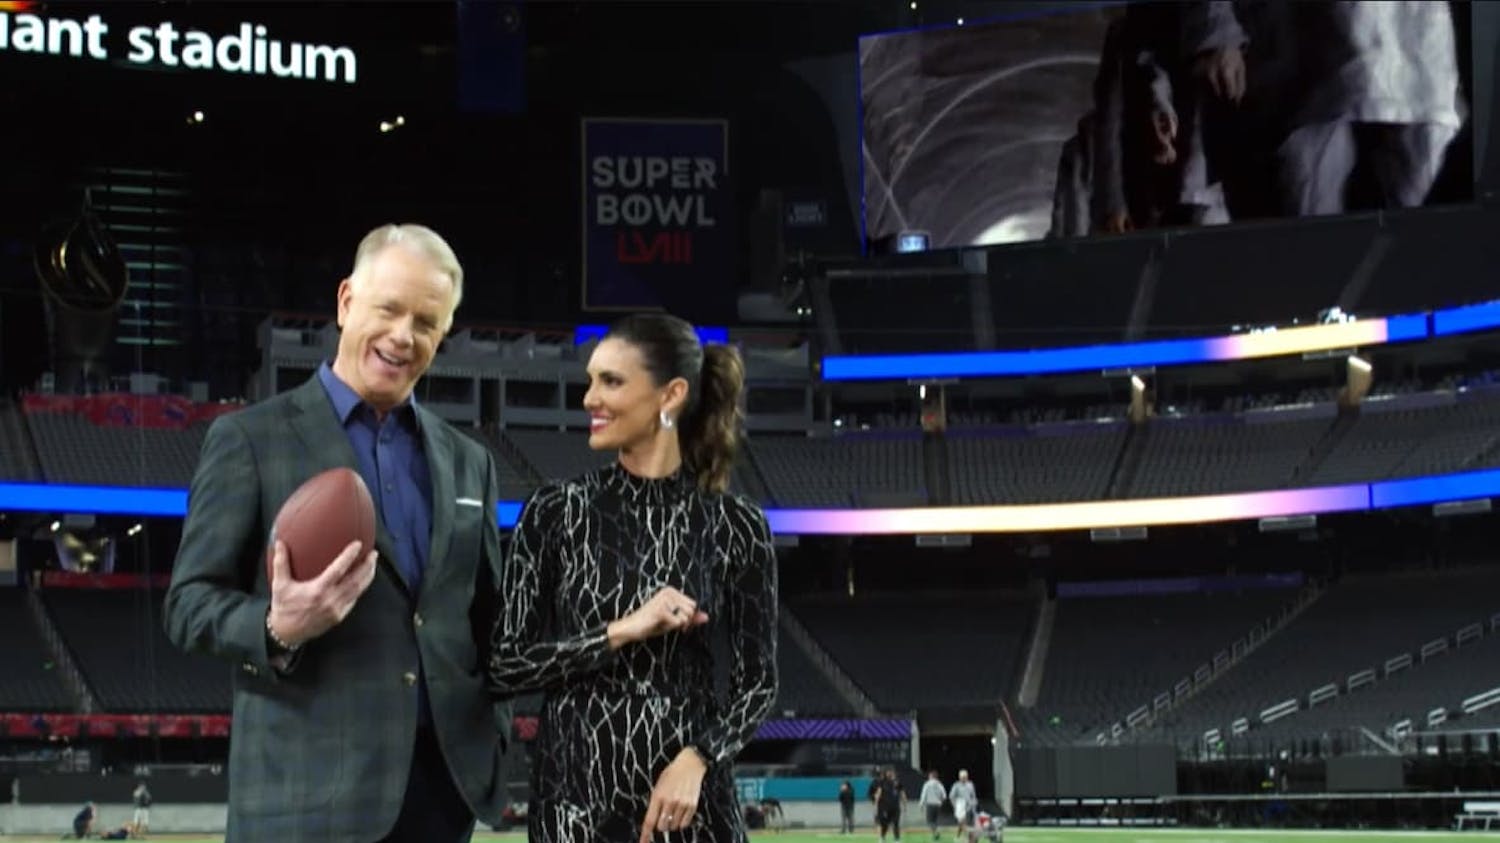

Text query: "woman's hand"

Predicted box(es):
[607, 587, 709, 650]
[1194, 46, 1246, 104]
[639, 748, 708, 842]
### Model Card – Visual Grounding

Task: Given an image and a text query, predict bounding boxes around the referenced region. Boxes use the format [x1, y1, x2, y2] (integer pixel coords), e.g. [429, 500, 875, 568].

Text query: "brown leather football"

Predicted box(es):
[265, 467, 377, 583]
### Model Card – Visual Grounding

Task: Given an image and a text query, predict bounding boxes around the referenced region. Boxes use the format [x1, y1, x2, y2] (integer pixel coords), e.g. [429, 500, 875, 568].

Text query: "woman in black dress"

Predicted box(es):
[488, 314, 778, 843]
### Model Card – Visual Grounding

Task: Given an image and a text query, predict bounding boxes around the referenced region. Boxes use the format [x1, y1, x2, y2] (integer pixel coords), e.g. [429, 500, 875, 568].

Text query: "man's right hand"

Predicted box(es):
[266, 539, 378, 647]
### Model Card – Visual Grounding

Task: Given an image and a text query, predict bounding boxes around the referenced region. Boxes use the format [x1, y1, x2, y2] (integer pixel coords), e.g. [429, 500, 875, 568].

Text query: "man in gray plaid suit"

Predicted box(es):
[165, 223, 511, 842]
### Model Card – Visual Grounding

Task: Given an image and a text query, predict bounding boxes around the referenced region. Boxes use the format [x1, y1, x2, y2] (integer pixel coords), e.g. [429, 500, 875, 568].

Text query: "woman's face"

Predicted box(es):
[583, 337, 666, 452]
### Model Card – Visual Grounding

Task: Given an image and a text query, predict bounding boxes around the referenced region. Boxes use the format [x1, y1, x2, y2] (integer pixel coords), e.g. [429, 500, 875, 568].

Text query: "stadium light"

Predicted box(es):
[895, 231, 930, 253]
[1342, 355, 1373, 408]
[1129, 375, 1150, 424]
[1433, 499, 1490, 518]
[1257, 515, 1316, 533]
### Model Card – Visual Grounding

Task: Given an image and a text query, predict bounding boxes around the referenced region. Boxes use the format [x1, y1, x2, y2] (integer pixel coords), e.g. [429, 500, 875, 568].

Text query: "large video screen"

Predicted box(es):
[859, 1, 1475, 250]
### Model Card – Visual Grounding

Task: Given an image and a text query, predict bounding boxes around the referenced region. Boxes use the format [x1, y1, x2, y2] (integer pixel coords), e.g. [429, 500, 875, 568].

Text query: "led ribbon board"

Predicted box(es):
[1431, 300, 1500, 337]
[821, 315, 1431, 382]
[763, 485, 1372, 535]
[8, 467, 1500, 534]
[574, 324, 729, 345]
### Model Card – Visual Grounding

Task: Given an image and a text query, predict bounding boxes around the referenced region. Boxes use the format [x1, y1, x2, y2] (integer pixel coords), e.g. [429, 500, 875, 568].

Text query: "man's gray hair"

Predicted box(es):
[351, 223, 464, 309]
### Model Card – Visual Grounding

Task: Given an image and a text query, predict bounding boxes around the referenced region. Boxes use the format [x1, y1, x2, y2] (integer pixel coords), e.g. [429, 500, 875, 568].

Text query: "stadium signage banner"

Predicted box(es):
[737, 776, 878, 801]
[23, 393, 239, 429]
[581, 117, 732, 311]
[0, 7, 358, 83]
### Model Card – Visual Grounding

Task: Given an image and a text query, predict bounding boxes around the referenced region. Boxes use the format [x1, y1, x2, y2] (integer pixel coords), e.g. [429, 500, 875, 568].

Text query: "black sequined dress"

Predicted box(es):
[488, 464, 778, 843]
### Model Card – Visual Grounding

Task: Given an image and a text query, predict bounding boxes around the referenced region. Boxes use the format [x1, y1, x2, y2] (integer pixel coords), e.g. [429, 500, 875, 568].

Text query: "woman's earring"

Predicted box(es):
[660, 410, 675, 430]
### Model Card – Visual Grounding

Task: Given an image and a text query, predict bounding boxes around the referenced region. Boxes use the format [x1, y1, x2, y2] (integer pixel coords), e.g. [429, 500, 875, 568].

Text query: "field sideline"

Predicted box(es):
[11, 829, 1491, 843]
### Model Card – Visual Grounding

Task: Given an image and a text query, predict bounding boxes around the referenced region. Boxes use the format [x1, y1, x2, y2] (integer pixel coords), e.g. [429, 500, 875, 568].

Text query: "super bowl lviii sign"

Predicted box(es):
[582, 118, 732, 312]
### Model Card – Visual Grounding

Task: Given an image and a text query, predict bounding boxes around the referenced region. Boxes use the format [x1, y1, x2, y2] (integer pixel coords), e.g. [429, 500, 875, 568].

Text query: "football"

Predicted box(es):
[265, 467, 377, 583]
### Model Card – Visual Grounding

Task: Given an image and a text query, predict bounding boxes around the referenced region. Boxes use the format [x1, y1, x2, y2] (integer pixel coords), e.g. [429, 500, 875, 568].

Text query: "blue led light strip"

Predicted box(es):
[821, 309, 1439, 382]
[5, 466, 1499, 535]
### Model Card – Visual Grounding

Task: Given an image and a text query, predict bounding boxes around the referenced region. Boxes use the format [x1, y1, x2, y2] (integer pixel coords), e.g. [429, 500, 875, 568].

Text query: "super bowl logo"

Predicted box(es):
[581, 118, 732, 311]
[591, 155, 720, 265]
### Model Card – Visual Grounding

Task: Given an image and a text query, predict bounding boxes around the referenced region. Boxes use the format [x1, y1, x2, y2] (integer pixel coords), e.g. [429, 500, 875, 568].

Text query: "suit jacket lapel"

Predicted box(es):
[418, 405, 454, 600]
[286, 378, 411, 600]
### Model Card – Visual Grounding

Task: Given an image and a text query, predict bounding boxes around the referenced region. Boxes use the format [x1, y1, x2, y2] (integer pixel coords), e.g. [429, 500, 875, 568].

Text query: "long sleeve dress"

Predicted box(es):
[488, 463, 778, 843]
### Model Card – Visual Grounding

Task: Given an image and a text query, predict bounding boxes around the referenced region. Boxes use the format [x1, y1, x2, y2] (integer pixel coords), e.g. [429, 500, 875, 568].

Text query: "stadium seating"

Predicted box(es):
[10, 387, 1500, 757]
[41, 590, 231, 713]
[787, 591, 1034, 714]
[1138, 567, 1500, 742]
[1028, 586, 1304, 745]
[0, 590, 74, 712]
[501, 427, 612, 483]
[26, 411, 206, 488]
[748, 433, 926, 508]
[0, 401, 41, 481]
[948, 422, 1125, 504]
[12, 383, 1500, 511]
[1304, 390, 1500, 485]
[1127, 411, 1332, 497]
[1250, 631, 1500, 746]
[452, 425, 544, 501]
[771, 632, 857, 716]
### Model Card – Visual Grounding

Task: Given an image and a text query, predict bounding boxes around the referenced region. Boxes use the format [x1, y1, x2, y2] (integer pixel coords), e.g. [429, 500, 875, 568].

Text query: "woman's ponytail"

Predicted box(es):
[679, 343, 744, 494]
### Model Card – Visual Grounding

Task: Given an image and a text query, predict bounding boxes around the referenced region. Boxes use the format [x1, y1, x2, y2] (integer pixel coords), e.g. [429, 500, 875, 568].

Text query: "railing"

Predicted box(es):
[1462, 686, 1500, 716]
[1094, 582, 1325, 743]
[1198, 615, 1500, 752]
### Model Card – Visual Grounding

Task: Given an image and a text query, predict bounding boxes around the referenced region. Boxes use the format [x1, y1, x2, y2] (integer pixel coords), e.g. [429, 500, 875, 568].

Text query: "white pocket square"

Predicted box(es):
[455, 497, 483, 508]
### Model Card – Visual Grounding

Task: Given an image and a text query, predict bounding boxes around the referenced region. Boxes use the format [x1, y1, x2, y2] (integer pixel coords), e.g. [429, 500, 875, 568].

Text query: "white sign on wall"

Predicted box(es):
[0, 9, 357, 84]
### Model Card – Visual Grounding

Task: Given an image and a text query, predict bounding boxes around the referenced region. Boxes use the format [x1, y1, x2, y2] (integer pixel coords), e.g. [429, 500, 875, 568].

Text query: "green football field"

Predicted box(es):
[16, 830, 1494, 842]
